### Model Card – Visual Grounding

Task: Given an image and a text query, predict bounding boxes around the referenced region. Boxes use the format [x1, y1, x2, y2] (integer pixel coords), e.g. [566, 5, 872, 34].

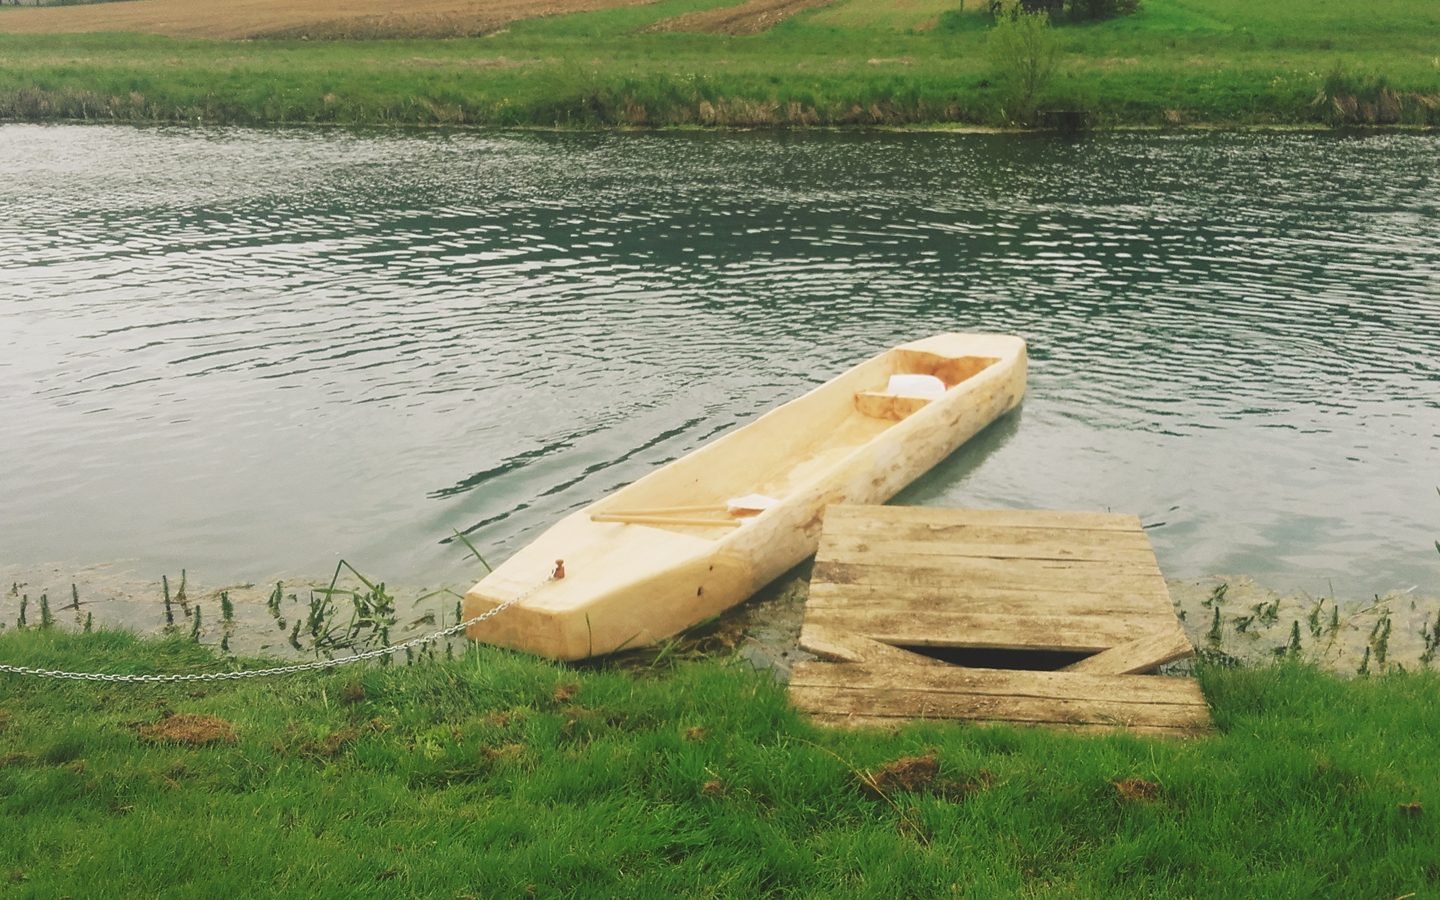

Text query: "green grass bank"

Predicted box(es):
[1, 628, 1437, 896]
[1, 0, 1438, 128]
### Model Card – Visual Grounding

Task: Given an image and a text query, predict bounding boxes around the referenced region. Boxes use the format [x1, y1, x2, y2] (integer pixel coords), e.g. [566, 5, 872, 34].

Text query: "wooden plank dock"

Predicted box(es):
[789, 506, 1211, 737]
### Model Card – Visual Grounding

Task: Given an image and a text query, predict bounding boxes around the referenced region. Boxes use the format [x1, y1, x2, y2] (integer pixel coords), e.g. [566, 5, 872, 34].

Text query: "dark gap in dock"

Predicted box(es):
[896, 645, 1094, 671]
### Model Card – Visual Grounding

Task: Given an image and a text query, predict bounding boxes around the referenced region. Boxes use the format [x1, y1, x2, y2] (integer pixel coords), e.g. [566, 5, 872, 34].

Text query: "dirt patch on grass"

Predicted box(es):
[859, 754, 994, 801]
[649, 0, 840, 35]
[1113, 778, 1162, 802]
[136, 714, 236, 746]
[0, 0, 656, 39]
[865, 755, 940, 795]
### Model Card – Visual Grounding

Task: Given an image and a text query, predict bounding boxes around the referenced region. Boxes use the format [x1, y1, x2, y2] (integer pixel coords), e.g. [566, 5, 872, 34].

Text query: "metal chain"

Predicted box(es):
[0, 583, 535, 684]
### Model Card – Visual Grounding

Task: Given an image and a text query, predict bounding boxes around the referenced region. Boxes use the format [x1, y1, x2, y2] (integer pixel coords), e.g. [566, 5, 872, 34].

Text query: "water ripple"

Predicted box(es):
[1, 125, 1437, 596]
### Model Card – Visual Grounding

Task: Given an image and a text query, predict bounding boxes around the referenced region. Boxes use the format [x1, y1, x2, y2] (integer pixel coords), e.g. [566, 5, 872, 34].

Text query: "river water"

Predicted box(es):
[2, 125, 1437, 603]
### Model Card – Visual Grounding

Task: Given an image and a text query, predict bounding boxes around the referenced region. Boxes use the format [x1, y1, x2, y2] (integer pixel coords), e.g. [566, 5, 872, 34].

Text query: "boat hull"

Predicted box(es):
[464, 333, 1027, 660]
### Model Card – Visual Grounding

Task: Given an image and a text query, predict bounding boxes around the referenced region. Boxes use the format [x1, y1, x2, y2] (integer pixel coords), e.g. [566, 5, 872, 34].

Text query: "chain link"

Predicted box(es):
[0, 583, 533, 684]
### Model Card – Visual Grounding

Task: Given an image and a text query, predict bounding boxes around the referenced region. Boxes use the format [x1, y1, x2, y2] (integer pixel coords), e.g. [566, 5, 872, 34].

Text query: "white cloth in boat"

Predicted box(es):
[726, 493, 780, 516]
[883, 373, 947, 399]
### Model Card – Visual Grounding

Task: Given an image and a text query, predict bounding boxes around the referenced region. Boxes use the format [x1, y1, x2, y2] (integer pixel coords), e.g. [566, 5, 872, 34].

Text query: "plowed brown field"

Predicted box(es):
[648, 0, 838, 35]
[0, 0, 656, 39]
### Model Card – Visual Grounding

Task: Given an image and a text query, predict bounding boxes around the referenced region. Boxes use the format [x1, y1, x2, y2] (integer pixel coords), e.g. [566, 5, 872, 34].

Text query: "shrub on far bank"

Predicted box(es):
[986, 0, 1060, 117]
[1064, 0, 1139, 21]
[984, 0, 1140, 22]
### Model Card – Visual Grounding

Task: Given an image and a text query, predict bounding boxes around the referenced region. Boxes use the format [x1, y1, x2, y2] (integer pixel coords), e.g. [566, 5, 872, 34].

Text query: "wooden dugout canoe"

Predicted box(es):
[463, 333, 1027, 660]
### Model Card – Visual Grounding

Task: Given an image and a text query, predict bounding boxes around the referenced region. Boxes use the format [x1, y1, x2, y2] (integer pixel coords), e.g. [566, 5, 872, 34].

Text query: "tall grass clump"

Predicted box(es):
[1316, 65, 1440, 126]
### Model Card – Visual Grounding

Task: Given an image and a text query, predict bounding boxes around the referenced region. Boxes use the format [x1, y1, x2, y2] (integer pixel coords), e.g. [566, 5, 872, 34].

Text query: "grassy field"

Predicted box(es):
[1, 628, 1438, 896]
[0, 0, 1437, 127]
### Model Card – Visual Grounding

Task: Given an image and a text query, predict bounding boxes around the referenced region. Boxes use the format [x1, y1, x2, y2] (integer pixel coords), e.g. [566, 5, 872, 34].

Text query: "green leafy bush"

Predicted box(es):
[986, 0, 1134, 20]
[987, 0, 1060, 114]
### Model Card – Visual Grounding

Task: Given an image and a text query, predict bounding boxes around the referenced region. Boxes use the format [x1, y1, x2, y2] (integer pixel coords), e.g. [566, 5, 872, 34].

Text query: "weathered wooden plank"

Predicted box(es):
[793, 504, 1208, 736]
[823, 512, 1146, 541]
[806, 580, 1172, 612]
[817, 533, 1160, 565]
[797, 623, 947, 666]
[823, 505, 1142, 533]
[788, 683, 1211, 731]
[813, 559, 1168, 593]
[806, 589, 1174, 626]
[800, 711, 1210, 738]
[790, 661, 1205, 703]
[798, 608, 1158, 651]
[1061, 625, 1195, 675]
[839, 560, 1168, 588]
[820, 517, 1155, 548]
[816, 554, 1165, 581]
[789, 668, 1209, 715]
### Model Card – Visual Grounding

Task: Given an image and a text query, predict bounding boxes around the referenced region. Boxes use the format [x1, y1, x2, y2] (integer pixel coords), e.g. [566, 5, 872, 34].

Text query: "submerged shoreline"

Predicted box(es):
[4, 562, 1435, 676]
[3, 90, 1436, 132]
[2, 115, 1438, 133]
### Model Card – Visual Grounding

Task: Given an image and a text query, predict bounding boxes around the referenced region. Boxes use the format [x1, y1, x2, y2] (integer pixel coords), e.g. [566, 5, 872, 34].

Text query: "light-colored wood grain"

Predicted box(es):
[597, 504, 731, 515]
[464, 333, 1028, 659]
[816, 530, 1158, 564]
[819, 516, 1157, 547]
[852, 391, 933, 421]
[811, 559, 1168, 594]
[1061, 625, 1195, 675]
[823, 505, 1142, 532]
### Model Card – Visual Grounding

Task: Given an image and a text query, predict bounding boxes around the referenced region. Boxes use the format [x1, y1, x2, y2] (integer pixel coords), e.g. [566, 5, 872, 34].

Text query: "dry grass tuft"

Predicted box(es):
[1113, 778, 1162, 802]
[136, 714, 236, 746]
